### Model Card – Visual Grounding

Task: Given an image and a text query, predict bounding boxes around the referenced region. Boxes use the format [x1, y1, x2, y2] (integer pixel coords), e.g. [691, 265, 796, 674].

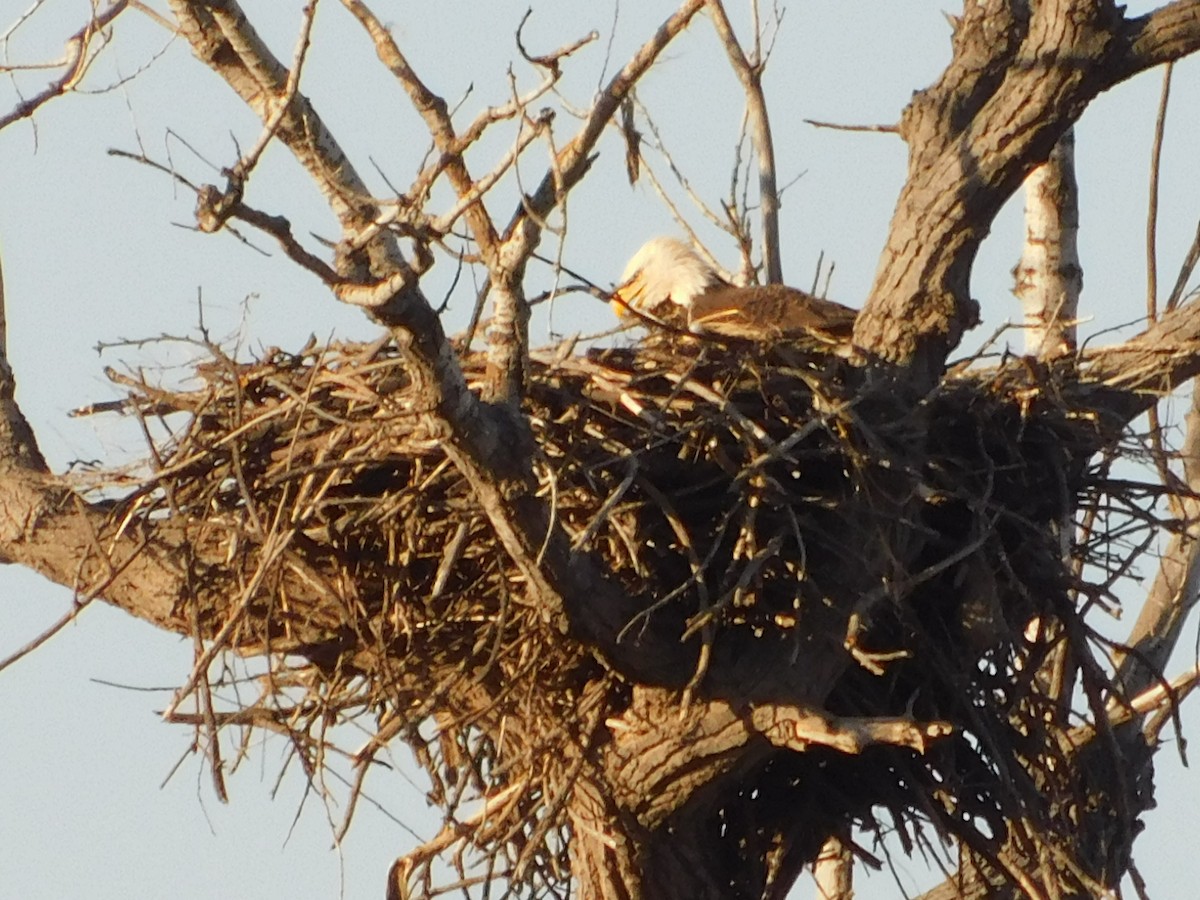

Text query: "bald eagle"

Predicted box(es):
[610, 237, 856, 344]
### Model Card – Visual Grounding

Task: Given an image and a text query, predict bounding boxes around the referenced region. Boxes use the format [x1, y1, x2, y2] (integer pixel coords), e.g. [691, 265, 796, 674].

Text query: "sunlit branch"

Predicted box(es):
[0, 0, 129, 133]
[340, 0, 600, 403]
[168, 0, 409, 276]
[705, 0, 781, 283]
[501, 0, 708, 248]
[231, 0, 320, 182]
[1014, 128, 1081, 363]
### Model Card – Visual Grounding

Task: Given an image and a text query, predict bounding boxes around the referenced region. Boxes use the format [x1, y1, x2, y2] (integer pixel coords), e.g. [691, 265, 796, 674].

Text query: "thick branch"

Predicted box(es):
[13, 1, 703, 692]
[340, 0, 533, 403]
[1079, 299, 1200, 403]
[607, 688, 951, 831]
[1014, 128, 1080, 357]
[0, 476, 182, 629]
[168, 1, 388, 251]
[1121, 0, 1200, 76]
[856, 0, 1200, 383]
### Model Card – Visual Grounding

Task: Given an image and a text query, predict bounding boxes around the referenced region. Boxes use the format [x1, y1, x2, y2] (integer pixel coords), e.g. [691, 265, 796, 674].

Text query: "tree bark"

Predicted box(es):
[855, 1, 1200, 382]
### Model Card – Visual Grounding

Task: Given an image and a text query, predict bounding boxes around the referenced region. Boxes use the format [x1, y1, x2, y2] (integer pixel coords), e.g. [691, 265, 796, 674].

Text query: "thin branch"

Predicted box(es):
[340, 1, 598, 404]
[632, 98, 736, 274]
[0, 595, 92, 673]
[1113, 380, 1200, 699]
[0, 0, 130, 132]
[340, 0, 504, 259]
[1145, 61, 1174, 321]
[216, 196, 344, 285]
[1164, 217, 1200, 313]
[232, 0, 320, 183]
[167, 0, 405, 272]
[803, 118, 899, 134]
[705, 0, 782, 283]
[498, 0, 708, 257]
[1144, 64, 1181, 515]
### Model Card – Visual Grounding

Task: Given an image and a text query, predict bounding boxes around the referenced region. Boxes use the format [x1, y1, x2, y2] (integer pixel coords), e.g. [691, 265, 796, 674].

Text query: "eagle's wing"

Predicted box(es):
[687, 285, 857, 343]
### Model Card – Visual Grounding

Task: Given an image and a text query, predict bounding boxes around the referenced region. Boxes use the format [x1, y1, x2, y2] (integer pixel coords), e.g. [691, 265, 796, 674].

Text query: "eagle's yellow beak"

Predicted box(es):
[609, 274, 643, 319]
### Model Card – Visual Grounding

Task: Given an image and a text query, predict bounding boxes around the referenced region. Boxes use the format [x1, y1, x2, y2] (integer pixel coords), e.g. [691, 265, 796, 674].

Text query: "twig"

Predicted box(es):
[113, 146, 345, 285]
[167, 0, 405, 265]
[222, 200, 344, 284]
[342, 0, 582, 403]
[432, 109, 555, 235]
[1114, 379, 1200, 699]
[490, 0, 711, 368]
[0, 524, 154, 674]
[0, 1, 130, 133]
[1145, 63, 1177, 508]
[1146, 61, 1174, 322]
[803, 118, 898, 134]
[633, 97, 735, 275]
[1164, 217, 1200, 314]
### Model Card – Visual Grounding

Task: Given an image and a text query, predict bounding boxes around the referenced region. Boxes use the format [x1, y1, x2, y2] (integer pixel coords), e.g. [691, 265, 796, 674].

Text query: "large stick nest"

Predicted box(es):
[96, 332, 1160, 896]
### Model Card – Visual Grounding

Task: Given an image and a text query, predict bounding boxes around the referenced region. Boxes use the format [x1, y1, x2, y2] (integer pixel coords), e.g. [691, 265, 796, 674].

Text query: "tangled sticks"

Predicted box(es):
[98, 333, 1155, 895]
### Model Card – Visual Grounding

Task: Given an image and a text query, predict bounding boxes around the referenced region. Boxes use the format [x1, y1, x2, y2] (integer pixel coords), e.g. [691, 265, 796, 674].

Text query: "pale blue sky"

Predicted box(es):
[1, 2, 1198, 897]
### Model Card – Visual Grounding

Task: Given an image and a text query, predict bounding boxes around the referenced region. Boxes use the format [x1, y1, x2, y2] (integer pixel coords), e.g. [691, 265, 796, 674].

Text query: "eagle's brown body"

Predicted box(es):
[610, 237, 856, 344]
[688, 284, 856, 342]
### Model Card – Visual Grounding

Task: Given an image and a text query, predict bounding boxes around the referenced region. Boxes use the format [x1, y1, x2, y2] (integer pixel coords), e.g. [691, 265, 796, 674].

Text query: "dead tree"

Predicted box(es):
[4, 2, 1200, 898]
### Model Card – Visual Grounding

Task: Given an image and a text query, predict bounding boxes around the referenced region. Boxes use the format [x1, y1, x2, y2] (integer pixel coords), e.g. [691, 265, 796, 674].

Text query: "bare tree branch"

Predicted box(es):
[803, 118, 898, 134]
[1121, 0, 1200, 75]
[339, 0, 524, 402]
[1146, 64, 1174, 323]
[8, 4, 1200, 898]
[1145, 63, 1180, 521]
[1114, 381, 1200, 698]
[1014, 128, 1081, 358]
[166, 1, 400, 262]
[1079, 299, 1200, 401]
[705, 0, 782, 283]
[231, 0, 320, 183]
[0, 0, 129, 133]
[856, 0, 1200, 383]
[812, 837, 853, 900]
[497, 0, 708, 253]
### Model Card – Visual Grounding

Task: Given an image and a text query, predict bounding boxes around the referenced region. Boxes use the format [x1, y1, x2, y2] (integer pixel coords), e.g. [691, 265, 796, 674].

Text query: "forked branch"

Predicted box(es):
[856, 0, 1200, 382]
[0, 1, 130, 133]
[705, 0, 782, 283]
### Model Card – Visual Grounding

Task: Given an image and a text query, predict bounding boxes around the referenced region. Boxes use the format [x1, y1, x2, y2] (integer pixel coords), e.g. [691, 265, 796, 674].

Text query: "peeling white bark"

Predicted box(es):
[1013, 128, 1082, 358]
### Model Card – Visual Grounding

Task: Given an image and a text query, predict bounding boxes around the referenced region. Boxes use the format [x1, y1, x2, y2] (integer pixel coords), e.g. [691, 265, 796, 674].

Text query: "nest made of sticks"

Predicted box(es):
[90, 330, 1161, 895]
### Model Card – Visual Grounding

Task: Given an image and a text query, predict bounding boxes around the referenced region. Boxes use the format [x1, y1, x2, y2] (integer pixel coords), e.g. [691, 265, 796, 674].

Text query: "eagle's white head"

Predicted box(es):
[610, 237, 723, 319]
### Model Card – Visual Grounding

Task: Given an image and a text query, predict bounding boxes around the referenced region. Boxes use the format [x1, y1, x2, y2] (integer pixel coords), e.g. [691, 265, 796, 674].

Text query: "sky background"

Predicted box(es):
[1, 1, 1199, 897]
